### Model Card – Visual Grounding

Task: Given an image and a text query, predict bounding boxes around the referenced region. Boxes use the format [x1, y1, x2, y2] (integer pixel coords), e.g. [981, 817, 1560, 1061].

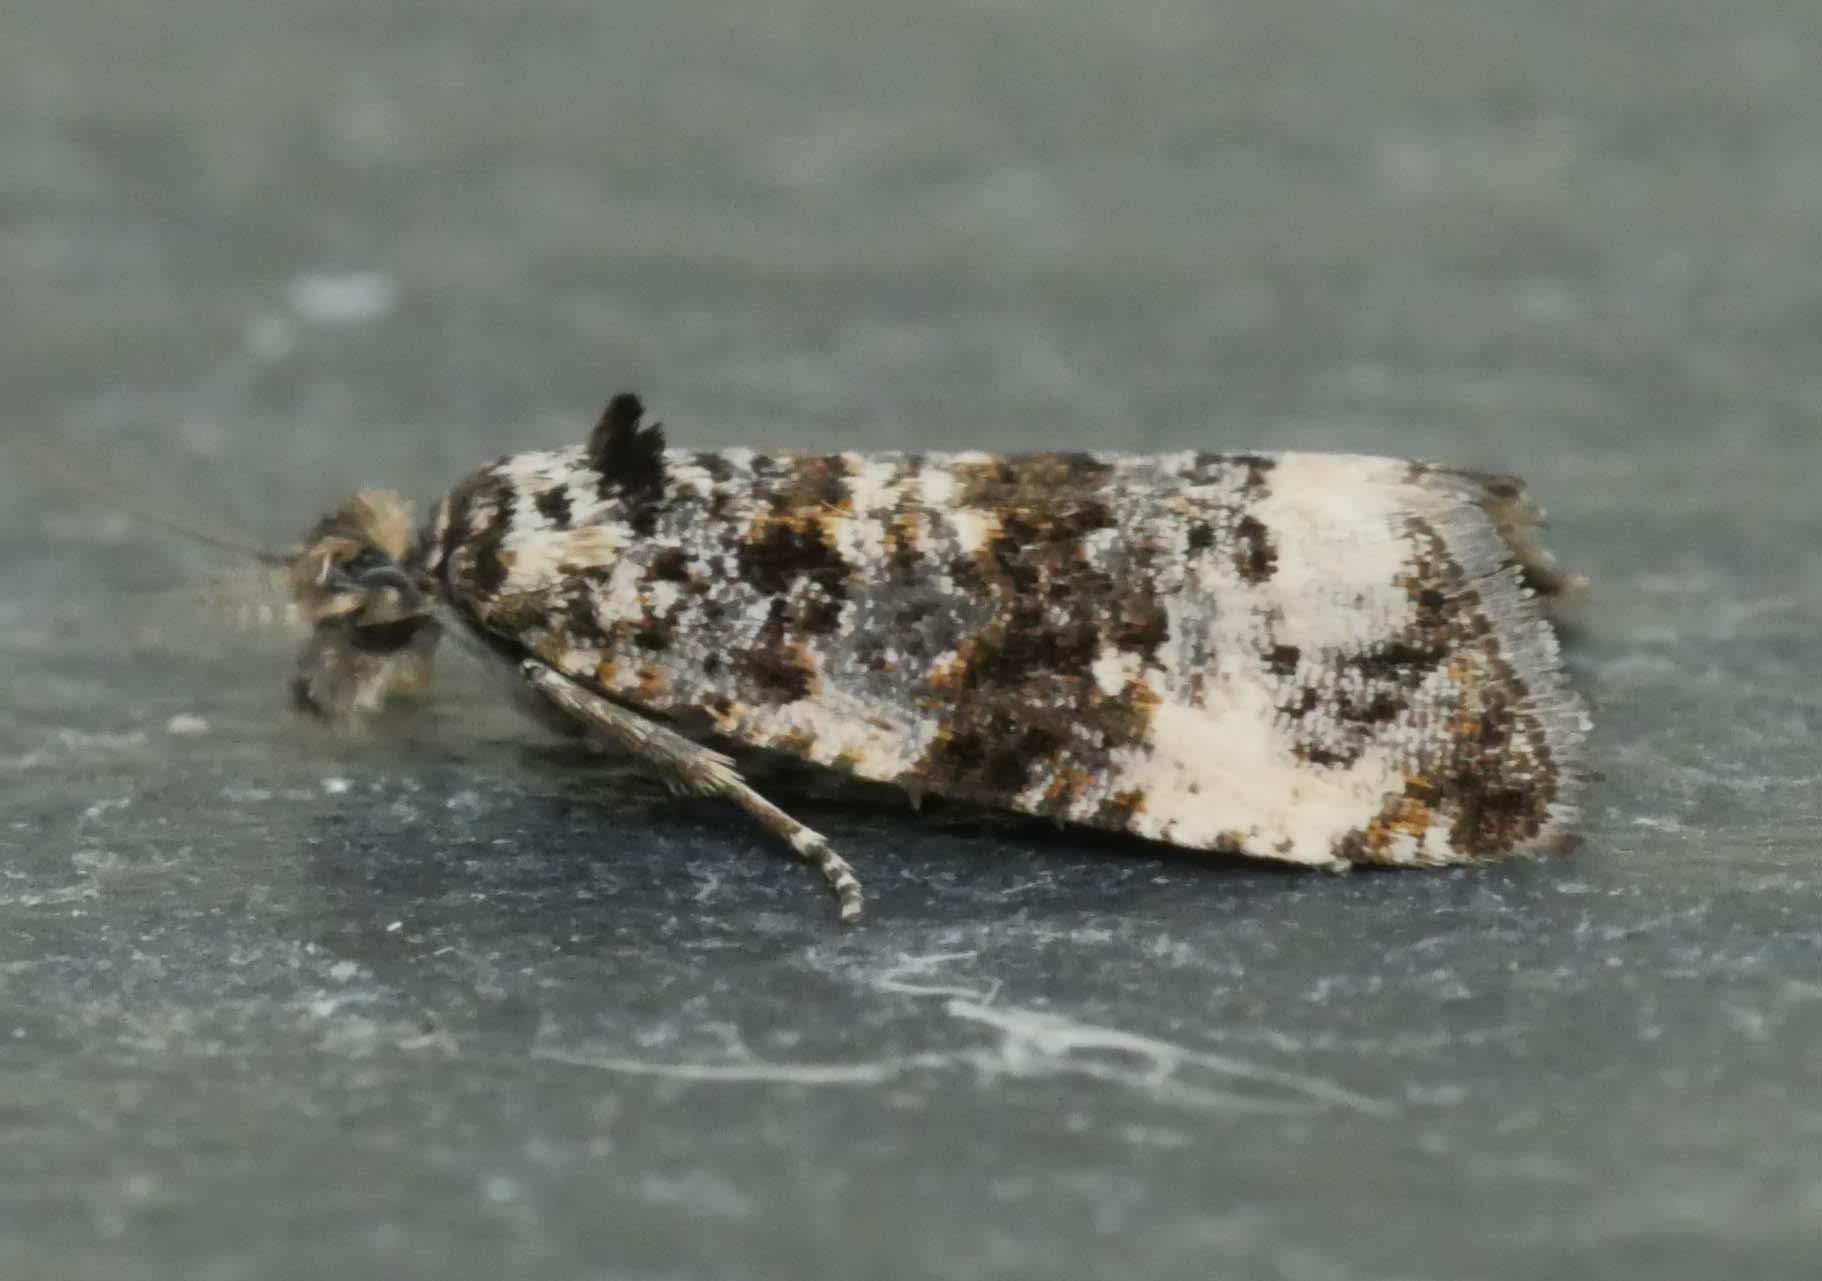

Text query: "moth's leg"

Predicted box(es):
[518, 659, 864, 923]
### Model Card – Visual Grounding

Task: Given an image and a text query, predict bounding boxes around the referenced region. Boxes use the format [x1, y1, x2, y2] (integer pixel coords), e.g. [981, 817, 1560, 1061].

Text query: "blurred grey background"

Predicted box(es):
[4, 2, 1822, 1279]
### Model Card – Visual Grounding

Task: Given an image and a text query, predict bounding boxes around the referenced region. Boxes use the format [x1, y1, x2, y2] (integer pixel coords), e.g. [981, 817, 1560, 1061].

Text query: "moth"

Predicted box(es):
[280, 394, 1588, 922]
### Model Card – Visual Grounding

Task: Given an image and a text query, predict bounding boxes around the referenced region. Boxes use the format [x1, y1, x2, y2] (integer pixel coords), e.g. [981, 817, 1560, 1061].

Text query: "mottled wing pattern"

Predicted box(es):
[432, 444, 1585, 867]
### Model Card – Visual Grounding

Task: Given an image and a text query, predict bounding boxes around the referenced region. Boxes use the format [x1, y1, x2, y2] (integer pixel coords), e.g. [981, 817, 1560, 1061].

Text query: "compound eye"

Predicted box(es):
[345, 547, 392, 577]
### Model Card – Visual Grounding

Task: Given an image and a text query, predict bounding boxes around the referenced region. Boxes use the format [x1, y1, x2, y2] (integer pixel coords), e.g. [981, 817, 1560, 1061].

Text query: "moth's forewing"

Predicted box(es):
[432, 444, 1586, 869]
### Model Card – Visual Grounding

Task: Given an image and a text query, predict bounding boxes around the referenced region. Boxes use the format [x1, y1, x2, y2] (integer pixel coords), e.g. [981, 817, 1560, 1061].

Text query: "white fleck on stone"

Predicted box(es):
[321, 777, 354, 796]
[243, 311, 296, 361]
[286, 271, 398, 326]
[639, 1171, 753, 1220]
[79, 797, 132, 824]
[72, 848, 126, 875]
[165, 714, 211, 736]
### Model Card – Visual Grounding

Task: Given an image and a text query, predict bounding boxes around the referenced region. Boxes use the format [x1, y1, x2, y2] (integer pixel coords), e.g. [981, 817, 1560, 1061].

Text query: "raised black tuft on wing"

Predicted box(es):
[588, 392, 667, 505]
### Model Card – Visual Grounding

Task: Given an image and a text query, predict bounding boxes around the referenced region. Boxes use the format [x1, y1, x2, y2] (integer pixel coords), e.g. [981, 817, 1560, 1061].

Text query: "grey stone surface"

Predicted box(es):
[4, 1, 1821, 1278]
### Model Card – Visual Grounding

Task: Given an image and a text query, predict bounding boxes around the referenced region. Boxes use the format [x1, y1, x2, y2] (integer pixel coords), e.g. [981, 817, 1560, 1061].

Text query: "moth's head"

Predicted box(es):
[287, 490, 442, 723]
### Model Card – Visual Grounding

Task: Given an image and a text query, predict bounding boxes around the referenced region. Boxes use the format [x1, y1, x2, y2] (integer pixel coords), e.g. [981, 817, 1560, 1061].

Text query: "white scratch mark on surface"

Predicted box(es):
[873, 951, 1003, 1003]
[538, 949, 1392, 1119]
[3, 730, 147, 772]
[533, 1050, 940, 1086]
[941, 999, 1393, 1118]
